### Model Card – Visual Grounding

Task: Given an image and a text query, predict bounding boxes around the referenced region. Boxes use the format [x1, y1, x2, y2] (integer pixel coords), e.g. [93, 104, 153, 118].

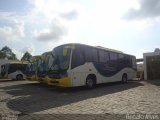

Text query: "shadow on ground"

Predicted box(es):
[0, 79, 16, 82]
[146, 79, 160, 86]
[0, 81, 144, 114]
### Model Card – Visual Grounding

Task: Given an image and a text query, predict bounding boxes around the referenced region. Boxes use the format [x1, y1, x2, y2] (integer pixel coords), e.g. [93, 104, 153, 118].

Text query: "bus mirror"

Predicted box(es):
[63, 48, 68, 56]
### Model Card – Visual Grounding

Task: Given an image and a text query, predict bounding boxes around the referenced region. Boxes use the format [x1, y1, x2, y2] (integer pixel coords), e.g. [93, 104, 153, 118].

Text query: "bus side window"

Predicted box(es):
[84, 47, 92, 62]
[125, 56, 132, 67]
[99, 50, 105, 63]
[92, 48, 98, 62]
[109, 52, 118, 65]
[132, 57, 137, 69]
[118, 54, 125, 69]
[99, 50, 109, 63]
[104, 51, 109, 63]
[1, 65, 4, 70]
[71, 48, 85, 69]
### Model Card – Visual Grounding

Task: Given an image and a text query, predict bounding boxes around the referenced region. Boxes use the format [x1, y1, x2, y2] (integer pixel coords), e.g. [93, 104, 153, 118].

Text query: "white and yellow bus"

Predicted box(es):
[25, 55, 41, 81]
[46, 43, 137, 88]
[36, 51, 55, 84]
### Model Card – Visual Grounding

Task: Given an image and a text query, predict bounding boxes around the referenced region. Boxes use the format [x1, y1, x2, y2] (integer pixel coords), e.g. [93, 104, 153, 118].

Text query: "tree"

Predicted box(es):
[0, 51, 6, 59]
[1, 46, 12, 53]
[0, 46, 17, 60]
[21, 51, 32, 61]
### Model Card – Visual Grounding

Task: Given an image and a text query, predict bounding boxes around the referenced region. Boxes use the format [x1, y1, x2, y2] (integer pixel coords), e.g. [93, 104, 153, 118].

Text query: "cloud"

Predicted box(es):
[60, 10, 78, 20]
[35, 21, 67, 41]
[0, 11, 25, 41]
[0, 20, 25, 41]
[8, 44, 35, 60]
[21, 45, 35, 55]
[12, 48, 23, 60]
[124, 0, 160, 20]
[28, 0, 80, 23]
[0, 0, 82, 58]
[28, 0, 81, 42]
[135, 49, 147, 58]
[0, 11, 16, 20]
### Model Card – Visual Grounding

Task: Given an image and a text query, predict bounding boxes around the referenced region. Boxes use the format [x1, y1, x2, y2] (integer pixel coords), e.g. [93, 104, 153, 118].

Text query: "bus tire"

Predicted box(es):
[16, 74, 23, 80]
[86, 75, 96, 88]
[122, 74, 127, 83]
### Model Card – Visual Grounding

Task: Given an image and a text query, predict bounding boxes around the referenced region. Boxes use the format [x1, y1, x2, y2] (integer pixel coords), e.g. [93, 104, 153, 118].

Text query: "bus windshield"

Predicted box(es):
[37, 58, 43, 73]
[26, 63, 36, 73]
[43, 53, 55, 72]
[51, 46, 71, 71]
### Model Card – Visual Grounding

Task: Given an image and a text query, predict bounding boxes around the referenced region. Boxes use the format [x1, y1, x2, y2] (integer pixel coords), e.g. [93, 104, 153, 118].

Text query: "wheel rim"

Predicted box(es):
[123, 76, 127, 82]
[87, 79, 93, 87]
[17, 75, 22, 80]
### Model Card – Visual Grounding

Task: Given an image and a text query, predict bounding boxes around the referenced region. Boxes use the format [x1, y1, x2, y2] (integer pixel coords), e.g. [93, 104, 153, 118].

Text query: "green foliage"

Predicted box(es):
[0, 51, 5, 59]
[0, 46, 17, 60]
[21, 51, 32, 61]
[1, 46, 12, 53]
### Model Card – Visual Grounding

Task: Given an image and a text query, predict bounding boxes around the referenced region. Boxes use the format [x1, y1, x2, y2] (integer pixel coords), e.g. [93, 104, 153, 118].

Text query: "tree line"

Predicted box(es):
[0, 46, 32, 61]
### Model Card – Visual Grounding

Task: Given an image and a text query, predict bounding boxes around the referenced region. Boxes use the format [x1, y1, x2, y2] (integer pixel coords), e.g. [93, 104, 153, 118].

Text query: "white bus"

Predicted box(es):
[46, 43, 137, 88]
[1, 62, 28, 80]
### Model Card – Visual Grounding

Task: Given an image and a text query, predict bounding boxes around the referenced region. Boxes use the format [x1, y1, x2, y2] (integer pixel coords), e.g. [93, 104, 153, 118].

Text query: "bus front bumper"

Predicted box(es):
[38, 77, 48, 84]
[26, 75, 37, 81]
[45, 76, 71, 87]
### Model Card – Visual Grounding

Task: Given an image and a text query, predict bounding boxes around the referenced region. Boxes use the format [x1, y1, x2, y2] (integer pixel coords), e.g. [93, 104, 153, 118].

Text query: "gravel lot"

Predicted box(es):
[0, 79, 160, 120]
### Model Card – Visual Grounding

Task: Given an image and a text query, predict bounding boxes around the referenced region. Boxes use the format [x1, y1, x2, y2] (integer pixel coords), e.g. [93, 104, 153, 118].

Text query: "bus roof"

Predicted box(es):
[41, 51, 52, 60]
[42, 51, 52, 56]
[53, 43, 135, 57]
[96, 46, 123, 53]
[32, 55, 42, 61]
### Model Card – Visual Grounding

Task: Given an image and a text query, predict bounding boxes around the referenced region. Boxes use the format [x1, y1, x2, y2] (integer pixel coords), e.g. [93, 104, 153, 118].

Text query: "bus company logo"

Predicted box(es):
[0, 113, 18, 120]
[126, 114, 159, 120]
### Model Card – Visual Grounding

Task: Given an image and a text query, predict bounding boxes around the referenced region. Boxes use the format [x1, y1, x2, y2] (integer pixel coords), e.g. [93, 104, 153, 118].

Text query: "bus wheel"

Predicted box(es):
[86, 77, 95, 89]
[122, 74, 127, 83]
[16, 74, 23, 80]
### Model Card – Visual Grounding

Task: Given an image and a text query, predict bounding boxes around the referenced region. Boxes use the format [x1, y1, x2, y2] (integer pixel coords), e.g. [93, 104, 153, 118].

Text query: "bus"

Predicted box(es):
[46, 43, 137, 88]
[1, 61, 28, 80]
[25, 55, 41, 81]
[37, 51, 55, 84]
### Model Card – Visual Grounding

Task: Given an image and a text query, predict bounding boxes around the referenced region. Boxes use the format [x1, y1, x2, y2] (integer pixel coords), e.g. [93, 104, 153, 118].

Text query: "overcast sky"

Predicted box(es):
[0, 0, 160, 59]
